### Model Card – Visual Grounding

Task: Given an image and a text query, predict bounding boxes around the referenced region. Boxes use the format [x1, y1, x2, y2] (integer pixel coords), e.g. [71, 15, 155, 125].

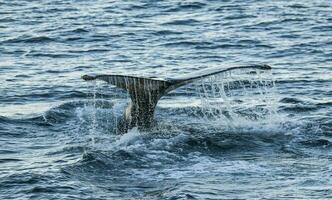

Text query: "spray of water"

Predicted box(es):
[189, 68, 280, 130]
[81, 80, 101, 146]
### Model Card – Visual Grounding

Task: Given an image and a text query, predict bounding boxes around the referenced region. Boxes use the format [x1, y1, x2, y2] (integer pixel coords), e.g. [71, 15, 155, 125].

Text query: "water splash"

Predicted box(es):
[91, 80, 97, 144]
[80, 80, 100, 146]
[191, 68, 280, 130]
[115, 127, 141, 147]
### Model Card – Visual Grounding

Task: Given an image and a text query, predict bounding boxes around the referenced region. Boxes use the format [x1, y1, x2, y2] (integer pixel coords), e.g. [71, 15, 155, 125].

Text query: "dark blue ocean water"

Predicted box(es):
[0, 0, 331, 199]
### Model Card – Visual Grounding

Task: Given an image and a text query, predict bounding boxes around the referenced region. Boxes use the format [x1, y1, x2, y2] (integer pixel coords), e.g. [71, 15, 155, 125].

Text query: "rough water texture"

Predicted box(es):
[0, 0, 331, 199]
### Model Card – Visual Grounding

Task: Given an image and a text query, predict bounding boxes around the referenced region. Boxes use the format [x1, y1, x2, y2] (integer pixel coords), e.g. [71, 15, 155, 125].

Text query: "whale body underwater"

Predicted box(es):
[82, 64, 271, 132]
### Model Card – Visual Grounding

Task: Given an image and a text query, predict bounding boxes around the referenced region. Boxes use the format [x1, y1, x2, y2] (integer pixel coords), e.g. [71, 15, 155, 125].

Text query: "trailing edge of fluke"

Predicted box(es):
[82, 64, 271, 133]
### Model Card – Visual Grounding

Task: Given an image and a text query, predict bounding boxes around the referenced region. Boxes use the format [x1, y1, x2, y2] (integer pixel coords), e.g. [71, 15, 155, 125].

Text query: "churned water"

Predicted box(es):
[0, 0, 331, 199]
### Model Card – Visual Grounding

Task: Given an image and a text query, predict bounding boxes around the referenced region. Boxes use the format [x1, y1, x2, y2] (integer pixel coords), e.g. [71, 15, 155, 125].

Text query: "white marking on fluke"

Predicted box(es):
[82, 64, 271, 133]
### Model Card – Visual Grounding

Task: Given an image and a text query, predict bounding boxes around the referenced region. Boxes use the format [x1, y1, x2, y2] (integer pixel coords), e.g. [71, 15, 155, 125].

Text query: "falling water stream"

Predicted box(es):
[193, 69, 278, 129]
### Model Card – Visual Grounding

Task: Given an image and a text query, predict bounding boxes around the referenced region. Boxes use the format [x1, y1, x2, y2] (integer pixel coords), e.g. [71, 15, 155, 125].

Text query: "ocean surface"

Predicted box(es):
[1, 0, 331, 199]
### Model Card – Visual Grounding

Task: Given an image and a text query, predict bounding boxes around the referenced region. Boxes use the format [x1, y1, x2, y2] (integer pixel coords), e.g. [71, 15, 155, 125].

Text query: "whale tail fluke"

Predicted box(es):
[82, 64, 271, 132]
[82, 74, 173, 131]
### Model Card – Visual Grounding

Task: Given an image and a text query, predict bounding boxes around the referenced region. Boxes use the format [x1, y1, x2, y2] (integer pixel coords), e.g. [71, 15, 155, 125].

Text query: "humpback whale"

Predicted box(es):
[82, 64, 271, 132]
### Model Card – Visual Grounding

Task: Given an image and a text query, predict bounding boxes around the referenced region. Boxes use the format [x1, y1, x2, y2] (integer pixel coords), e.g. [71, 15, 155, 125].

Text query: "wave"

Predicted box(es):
[25, 52, 76, 58]
[153, 30, 183, 35]
[67, 49, 109, 54]
[160, 41, 213, 47]
[161, 19, 200, 26]
[280, 97, 304, 104]
[0, 17, 15, 23]
[299, 139, 331, 147]
[70, 28, 89, 33]
[0, 158, 23, 164]
[0, 116, 14, 124]
[2, 36, 55, 44]
[165, 2, 206, 12]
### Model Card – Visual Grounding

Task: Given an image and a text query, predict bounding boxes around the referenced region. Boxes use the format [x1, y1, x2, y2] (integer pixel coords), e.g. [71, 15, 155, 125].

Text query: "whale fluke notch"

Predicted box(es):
[82, 64, 271, 132]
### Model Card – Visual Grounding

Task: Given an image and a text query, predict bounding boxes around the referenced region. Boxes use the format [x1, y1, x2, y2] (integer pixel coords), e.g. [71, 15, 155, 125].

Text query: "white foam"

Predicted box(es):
[115, 127, 142, 147]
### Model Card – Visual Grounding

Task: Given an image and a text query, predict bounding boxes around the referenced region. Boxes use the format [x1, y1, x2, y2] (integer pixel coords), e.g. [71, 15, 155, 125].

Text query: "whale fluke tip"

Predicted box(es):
[82, 74, 96, 81]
